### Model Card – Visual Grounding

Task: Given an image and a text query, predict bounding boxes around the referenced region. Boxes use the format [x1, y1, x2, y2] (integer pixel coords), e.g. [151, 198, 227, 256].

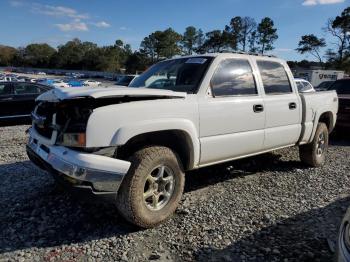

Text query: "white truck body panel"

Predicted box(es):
[29, 53, 339, 175]
[299, 91, 338, 144]
[37, 86, 187, 101]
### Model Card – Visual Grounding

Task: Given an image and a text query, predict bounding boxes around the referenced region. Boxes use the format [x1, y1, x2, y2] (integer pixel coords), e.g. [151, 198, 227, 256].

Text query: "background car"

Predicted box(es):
[16, 76, 36, 83]
[316, 80, 335, 91]
[51, 79, 70, 88]
[36, 78, 55, 86]
[115, 75, 138, 86]
[294, 78, 316, 93]
[64, 79, 84, 87]
[83, 79, 102, 87]
[0, 82, 52, 126]
[0, 76, 18, 82]
[328, 79, 350, 129]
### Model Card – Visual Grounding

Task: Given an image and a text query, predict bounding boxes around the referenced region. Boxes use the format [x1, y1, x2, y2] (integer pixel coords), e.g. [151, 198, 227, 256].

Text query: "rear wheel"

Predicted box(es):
[116, 146, 185, 228]
[299, 122, 329, 167]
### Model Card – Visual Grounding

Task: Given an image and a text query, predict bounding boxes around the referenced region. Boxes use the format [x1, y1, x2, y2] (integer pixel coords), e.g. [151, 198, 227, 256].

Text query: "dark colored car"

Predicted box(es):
[115, 75, 137, 86]
[0, 82, 52, 126]
[328, 79, 350, 129]
[317, 80, 335, 91]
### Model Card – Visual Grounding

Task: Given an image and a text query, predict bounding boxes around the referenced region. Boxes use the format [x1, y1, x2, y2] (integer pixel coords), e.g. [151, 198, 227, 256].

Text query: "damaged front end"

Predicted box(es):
[32, 98, 94, 148]
[27, 96, 135, 196]
[27, 88, 186, 197]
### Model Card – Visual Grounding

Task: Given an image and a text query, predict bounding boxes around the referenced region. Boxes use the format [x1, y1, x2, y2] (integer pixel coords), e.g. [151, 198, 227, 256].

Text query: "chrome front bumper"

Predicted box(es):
[26, 130, 131, 194]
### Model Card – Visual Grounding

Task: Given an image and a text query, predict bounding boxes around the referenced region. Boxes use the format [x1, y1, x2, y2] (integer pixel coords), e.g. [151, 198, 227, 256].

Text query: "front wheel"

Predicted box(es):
[116, 146, 185, 228]
[299, 123, 329, 167]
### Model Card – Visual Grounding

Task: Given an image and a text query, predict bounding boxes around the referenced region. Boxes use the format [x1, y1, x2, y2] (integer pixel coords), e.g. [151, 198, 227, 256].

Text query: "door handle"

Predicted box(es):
[253, 104, 264, 113]
[0, 97, 13, 101]
[289, 102, 297, 110]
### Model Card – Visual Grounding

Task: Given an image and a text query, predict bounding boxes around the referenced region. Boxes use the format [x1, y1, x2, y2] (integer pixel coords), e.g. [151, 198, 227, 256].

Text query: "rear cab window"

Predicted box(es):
[211, 58, 257, 97]
[257, 60, 293, 95]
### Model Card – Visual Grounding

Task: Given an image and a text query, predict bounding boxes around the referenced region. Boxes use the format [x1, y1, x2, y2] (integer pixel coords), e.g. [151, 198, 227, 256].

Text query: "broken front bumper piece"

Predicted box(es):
[26, 135, 131, 197]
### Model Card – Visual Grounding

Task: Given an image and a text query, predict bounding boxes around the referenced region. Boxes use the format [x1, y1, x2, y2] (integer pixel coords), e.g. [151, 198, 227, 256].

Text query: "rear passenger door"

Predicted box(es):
[256, 60, 301, 150]
[12, 82, 44, 116]
[0, 83, 14, 119]
[199, 58, 265, 165]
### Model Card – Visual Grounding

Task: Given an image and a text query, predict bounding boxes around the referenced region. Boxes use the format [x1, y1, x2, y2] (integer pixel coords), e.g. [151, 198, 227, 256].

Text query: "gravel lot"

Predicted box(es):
[0, 125, 349, 262]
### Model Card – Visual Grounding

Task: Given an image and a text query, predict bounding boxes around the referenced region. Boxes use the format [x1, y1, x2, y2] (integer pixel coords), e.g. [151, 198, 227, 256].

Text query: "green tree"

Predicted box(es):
[156, 28, 182, 58]
[0, 45, 18, 66]
[56, 38, 87, 69]
[141, 28, 182, 60]
[125, 51, 151, 74]
[326, 7, 350, 61]
[224, 17, 256, 52]
[95, 40, 132, 72]
[256, 17, 278, 54]
[296, 34, 326, 63]
[225, 17, 241, 50]
[140, 34, 157, 62]
[23, 43, 56, 67]
[199, 30, 227, 53]
[240, 17, 257, 52]
[195, 29, 205, 51]
[248, 31, 258, 53]
[182, 26, 198, 55]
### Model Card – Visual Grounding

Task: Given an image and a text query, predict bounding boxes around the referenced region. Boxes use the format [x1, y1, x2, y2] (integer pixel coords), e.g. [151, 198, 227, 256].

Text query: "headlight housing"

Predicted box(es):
[59, 133, 86, 147]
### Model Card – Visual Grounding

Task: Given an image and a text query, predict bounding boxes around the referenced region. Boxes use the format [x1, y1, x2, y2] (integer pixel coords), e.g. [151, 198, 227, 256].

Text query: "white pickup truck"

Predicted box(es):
[26, 53, 338, 228]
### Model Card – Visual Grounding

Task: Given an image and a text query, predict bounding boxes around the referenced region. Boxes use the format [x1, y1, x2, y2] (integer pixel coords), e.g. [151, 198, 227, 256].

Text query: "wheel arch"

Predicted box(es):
[116, 130, 196, 171]
[309, 111, 334, 143]
[112, 119, 200, 170]
[318, 111, 334, 132]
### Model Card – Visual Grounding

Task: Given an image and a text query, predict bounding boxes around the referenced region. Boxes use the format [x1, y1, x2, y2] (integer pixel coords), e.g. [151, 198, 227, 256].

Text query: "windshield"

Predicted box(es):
[328, 80, 350, 94]
[129, 57, 213, 93]
[116, 75, 135, 86]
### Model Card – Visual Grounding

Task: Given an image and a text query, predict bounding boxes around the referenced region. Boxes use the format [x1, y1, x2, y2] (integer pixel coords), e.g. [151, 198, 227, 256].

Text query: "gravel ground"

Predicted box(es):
[0, 125, 349, 262]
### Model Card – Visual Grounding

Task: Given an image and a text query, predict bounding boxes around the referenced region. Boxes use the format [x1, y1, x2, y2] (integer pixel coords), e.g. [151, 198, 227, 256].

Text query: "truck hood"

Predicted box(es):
[37, 86, 187, 101]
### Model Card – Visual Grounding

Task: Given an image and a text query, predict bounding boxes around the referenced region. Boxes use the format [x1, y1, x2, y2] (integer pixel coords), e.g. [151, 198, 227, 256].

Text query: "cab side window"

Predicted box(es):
[14, 83, 40, 95]
[0, 83, 13, 96]
[211, 59, 257, 97]
[257, 61, 292, 95]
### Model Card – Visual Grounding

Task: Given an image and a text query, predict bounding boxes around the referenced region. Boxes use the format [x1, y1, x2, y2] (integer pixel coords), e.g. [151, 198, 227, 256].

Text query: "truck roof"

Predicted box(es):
[170, 52, 286, 64]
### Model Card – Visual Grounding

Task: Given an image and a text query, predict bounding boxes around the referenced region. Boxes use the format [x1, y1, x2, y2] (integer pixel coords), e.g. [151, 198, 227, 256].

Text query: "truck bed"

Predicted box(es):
[299, 90, 338, 144]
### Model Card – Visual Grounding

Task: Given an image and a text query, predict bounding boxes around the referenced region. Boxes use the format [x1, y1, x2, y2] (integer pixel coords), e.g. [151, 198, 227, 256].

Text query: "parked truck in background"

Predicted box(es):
[26, 53, 338, 228]
[294, 69, 344, 88]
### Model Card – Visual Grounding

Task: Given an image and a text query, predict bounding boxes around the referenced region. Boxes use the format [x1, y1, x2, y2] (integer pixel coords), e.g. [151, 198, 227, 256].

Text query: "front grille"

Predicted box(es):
[34, 123, 53, 138]
[33, 102, 56, 139]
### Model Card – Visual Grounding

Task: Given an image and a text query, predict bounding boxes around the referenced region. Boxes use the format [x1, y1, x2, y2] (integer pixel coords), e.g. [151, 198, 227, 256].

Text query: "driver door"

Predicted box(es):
[199, 58, 265, 165]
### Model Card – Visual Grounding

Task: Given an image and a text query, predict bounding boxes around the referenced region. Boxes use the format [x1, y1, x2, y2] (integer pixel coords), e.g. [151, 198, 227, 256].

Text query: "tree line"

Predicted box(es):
[295, 6, 350, 72]
[1, 7, 349, 74]
[0, 16, 278, 73]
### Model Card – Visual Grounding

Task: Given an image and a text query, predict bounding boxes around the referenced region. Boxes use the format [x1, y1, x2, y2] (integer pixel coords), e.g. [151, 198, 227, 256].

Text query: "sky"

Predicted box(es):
[0, 0, 349, 61]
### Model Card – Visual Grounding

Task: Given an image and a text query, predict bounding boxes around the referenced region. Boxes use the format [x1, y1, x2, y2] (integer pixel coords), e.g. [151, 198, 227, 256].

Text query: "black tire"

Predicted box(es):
[299, 122, 329, 167]
[116, 146, 185, 228]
